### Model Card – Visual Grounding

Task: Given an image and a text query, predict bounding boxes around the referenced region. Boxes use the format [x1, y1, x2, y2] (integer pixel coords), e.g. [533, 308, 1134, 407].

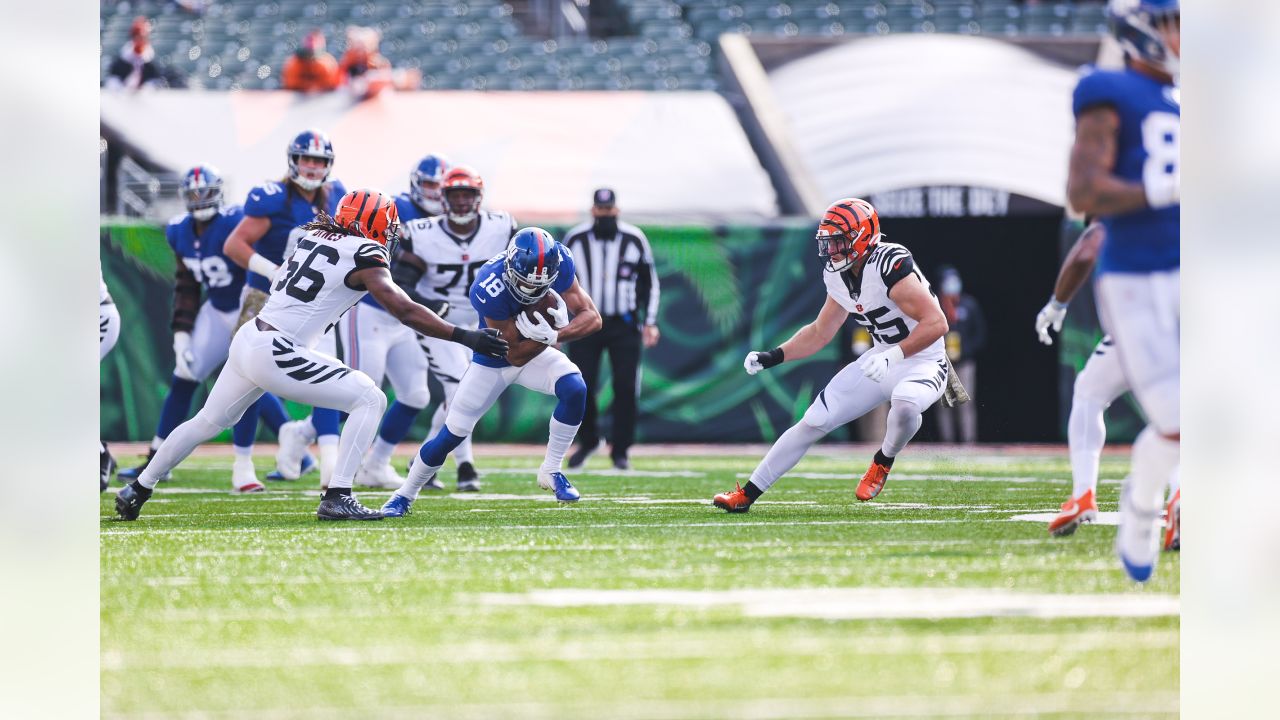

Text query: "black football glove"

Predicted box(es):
[453, 326, 508, 358]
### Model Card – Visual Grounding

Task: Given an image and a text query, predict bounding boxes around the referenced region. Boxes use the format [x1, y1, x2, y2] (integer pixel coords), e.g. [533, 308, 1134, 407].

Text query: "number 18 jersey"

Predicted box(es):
[822, 242, 945, 361]
[402, 210, 517, 328]
[258, 228, 390, 348]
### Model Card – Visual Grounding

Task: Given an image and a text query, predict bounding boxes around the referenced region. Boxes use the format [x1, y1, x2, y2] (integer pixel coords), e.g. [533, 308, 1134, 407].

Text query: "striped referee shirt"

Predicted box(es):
[562, 220, 660, 325]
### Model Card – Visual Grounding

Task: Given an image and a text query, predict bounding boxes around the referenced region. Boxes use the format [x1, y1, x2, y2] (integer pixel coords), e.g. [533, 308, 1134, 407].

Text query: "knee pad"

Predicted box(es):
[397, 385, 430, 410]
[555, 373, 588, 407]
[801, 391, 841, 434]
[192, 407, 235, 434]
[355, 383, 387, 415]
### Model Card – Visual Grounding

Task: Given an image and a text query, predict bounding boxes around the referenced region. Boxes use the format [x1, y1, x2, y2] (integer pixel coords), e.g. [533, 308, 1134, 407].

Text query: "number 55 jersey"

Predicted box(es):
[258, 228, 391, 348]
[822, 242, 945, 363]
[402, 210, 517, 329]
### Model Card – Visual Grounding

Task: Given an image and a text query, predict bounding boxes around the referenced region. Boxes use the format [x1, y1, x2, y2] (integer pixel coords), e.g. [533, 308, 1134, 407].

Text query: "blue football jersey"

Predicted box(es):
[469, 243, 577, 368]
[166, 205, 247, 311]
[241, 179, 347, 290]
[360, 193, 436, 311]
[1072, 66, 1179, 274]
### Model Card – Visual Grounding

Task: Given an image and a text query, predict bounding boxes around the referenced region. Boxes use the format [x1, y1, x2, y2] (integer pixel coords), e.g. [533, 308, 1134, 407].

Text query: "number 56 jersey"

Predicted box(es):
[258, 228, 390, 348]
[822, 242, 945, 362]
[402, 210, 517, 329]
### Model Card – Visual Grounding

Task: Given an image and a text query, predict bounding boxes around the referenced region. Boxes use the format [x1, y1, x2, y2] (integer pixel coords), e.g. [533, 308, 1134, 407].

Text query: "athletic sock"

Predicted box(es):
[874, 449, 895, 469]
[323, 487, 352, 500]
[743, 482, 764, 500]
[540, 418, 580, 475]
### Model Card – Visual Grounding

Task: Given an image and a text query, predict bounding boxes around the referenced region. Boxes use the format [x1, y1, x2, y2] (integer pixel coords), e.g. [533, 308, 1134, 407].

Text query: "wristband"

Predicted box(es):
[1049, 297, 1068, 311]
[759, 347, 785, 369]
[248, 253, 280, 278]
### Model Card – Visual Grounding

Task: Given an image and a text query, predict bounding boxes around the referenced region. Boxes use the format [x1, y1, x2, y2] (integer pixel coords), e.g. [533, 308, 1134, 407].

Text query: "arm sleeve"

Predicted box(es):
[634, 229, 660, 324]
[171, 249, 200, 333]
[877, 246, 915, 291]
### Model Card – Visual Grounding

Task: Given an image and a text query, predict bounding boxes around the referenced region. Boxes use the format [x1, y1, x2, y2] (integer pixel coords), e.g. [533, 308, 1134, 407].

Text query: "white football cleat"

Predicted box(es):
[232, 457, 265, 494]
[275, 419, 316, 480]
[356, 461, 404, 490]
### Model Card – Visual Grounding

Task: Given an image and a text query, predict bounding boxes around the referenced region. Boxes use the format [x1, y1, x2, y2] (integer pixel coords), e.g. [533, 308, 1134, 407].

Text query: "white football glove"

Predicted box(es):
[173, 331, 197, 380]
[857, 345, 904, 383]
[743, 352, 765, 376]
[743, 348, 783, 376]
[516, 311, 558, 345]
[1035, 297, 1068, 346]
[546, 291, 569, 329]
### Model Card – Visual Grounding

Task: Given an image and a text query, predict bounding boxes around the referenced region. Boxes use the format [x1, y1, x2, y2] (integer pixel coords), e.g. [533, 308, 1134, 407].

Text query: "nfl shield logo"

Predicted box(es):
[856, 304, 863, 312]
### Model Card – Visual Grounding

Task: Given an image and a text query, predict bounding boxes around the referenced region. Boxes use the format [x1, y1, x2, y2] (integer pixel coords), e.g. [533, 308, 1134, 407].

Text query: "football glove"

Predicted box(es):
[546, 291, 569, 329]
[743, 348, 784, 376]
[857, 345, 904, 383]
[452, 327, 508, 359]
[173, 331, 197, 379]
[516, 311, 558, 345]
[1035, 297, 1068, 346]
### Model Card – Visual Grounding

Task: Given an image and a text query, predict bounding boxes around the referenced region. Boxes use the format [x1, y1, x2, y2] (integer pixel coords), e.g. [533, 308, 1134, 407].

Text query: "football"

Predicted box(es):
[521, 291, 561, 328]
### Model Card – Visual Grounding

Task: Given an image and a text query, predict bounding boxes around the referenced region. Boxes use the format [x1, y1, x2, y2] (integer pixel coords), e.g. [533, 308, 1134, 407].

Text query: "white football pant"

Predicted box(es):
[338, 302, 431, 408]
[419, 330, 475, 463]
[99, 302, 121, 360]
[137, 322, 385, 490]
[1068, 336, 1129, 498]
[444, 348, 580, 437]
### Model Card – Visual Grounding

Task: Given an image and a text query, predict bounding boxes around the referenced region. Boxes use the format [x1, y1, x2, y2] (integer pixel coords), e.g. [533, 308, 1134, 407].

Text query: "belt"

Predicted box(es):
[255, 318, 279, 333]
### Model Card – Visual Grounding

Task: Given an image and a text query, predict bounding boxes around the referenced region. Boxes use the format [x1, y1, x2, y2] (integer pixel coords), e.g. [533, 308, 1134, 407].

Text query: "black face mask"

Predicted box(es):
[593, 216, 618, 238]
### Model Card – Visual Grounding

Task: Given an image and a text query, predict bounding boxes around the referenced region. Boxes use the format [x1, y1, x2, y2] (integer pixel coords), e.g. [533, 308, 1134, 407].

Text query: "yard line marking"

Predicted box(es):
[737, 472, 1068, 484]
[475, 587, 1179, 620]
[1009, 511, 1121, 526]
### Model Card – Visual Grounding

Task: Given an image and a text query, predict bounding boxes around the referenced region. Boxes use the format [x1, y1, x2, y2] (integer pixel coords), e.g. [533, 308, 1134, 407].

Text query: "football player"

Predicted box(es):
[380, 227, 602, 517]
[115, 190, 509, 521]
[273, 155, 456, 490]
[100, 271, 121, 491]
[713, 198, 949, 512]
[1034, 222, 1179, 551]
[223, 129, 346, 488]
[118, 165, 262, 491]
[1066, 0, 1179, 581]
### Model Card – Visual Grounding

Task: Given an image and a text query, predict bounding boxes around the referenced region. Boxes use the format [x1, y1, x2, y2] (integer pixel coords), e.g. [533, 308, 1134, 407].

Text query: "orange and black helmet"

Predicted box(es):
[334, 189, 400, 246]
[816, 197, 881, 272]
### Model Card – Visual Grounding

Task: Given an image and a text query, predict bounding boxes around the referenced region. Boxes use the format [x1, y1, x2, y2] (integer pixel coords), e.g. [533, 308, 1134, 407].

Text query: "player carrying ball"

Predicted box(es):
[714, 198, 949, 512]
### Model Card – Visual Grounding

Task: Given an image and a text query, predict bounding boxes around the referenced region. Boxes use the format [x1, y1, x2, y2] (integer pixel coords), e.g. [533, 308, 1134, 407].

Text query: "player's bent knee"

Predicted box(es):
[801, 398, 837, 435]
[554, 373, 587, 407]
[397, 385, 430, 410]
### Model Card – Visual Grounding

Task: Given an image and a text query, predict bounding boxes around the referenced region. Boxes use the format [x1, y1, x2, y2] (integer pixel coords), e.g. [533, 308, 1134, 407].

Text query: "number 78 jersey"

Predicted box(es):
[258, 228, 390, 348]
[822, 242, 945, 361]
[402, 211, 517, 328]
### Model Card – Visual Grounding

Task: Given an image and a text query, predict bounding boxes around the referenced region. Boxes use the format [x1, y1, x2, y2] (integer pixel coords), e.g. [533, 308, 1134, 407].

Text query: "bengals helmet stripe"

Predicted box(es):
[335, 189, 399, 246]
[816, 197, 881, 273]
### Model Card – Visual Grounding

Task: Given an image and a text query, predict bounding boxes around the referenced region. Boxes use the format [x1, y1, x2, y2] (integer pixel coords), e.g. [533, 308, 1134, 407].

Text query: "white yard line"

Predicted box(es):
[1009, 511, 1122, 526]
[476, 587, 1179, 620]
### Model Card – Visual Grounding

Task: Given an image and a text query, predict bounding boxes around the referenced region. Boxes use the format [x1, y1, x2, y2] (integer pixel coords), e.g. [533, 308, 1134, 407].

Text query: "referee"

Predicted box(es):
[564, 189, 661, 470]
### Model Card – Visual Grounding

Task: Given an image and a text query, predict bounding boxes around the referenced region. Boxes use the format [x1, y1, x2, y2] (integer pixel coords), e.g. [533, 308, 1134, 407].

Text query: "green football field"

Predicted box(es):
[100, 446, 1179, 719]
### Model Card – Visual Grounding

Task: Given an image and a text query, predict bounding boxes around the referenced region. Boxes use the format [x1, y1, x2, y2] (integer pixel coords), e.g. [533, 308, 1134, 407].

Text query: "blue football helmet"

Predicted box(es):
[1109, 0, 1179, 77]
[504, 228, 561, 304]
[409, 154, 451, 215]
[181, 164, 223, 222]
[287, 129, 335, 191]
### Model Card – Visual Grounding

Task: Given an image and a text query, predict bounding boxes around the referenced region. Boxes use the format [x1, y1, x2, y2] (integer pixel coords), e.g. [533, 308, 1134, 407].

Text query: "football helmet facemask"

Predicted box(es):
[335, 189, 401, 254]
[287, 129, 335, 191]
[410, 154, 451, 215]
[816, 198, 881, 273]
[504, 227, 560, 304]
[441, 165, 484, 225]
[182, 164, 224, 222]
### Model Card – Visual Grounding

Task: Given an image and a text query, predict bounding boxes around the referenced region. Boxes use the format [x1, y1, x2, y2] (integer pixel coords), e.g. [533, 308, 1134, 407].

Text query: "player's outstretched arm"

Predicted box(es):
[358, 266, 508, 358]
[388, 248, 449, 317]
[1067, 107, 1150, 217]
[886, 273, 948, 359]
[224, 215, 279, 277]
[552, 280, 602, 344]
[745, 296, 847, 375]
[1035, 222, 1105, 345]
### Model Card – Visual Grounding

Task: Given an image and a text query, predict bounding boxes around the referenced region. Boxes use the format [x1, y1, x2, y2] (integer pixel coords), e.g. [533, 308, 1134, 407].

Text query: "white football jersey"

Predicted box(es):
[403, 210, 516, 327]
[258, 228, 390, 347]
[99, 271, 112, 305]
[822, 242, 945, 360]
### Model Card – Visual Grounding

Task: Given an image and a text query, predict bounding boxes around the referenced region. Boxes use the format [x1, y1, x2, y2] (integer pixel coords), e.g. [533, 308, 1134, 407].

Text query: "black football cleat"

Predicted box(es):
[611, 454, 630, 471]
[115, 482, 152, 521]
[100, 443, 117, 492]
[316, 493, 384, 521]
[456, 461, 481, 492]
[567, 444, 596, 470]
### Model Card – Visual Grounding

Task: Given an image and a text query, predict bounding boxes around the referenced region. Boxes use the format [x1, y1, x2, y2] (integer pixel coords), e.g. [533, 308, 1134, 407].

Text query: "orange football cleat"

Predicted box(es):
[856, 462, 891, 501]
[713, 483, 754, 513]
[1162, 489, 1179, 551]
[1048, 488, 1097, 537]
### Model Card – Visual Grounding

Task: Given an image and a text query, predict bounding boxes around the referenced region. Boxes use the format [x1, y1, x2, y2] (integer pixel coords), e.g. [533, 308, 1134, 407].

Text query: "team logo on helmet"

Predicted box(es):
[287, 129, 335, 192]
[441, 165, 484, 225]
[335, 189, 400, 251]
[410, 154, 451, 215]
[503, 227, 560, 304]
[816, 198, 882, 273]
[1108, 0, 1180, 77]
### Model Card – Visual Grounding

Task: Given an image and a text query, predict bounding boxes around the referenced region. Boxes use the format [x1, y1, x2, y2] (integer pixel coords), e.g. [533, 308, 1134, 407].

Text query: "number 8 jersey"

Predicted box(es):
[822, 242, 945, 362]
[401, 210, 517, 329]
[1073, 66, 1179, 274]
[258, 228, 391, 348]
